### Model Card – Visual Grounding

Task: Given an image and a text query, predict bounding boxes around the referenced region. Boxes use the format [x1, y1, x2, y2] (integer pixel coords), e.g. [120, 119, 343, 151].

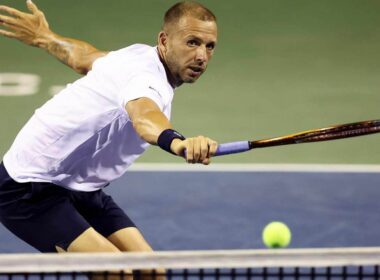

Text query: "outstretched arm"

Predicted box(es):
[126, 97, 218, 165]
[0, 0, 107, 75]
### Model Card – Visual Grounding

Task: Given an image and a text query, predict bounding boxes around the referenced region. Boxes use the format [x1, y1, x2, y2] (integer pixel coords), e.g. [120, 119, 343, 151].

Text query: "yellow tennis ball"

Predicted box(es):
[262, 221, 291, 248]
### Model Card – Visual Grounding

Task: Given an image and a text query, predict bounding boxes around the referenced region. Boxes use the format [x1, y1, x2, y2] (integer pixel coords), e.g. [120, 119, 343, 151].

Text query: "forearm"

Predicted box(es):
[126, 97, 173, 144]
[0, 1, 106, 75]
[38, 33, 107, 75]
[126, 97, 218, 163]
[132, 110, 172, 144]
[132, 111, 187, 157]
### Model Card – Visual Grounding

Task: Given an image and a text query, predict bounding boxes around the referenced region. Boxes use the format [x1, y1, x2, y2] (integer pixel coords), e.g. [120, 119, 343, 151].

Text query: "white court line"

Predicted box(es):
[128, 163, 380, 173]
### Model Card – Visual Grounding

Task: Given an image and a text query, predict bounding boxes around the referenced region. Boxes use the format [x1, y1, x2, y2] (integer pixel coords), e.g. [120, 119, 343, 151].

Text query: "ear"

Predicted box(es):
[158, 31, 168, 51]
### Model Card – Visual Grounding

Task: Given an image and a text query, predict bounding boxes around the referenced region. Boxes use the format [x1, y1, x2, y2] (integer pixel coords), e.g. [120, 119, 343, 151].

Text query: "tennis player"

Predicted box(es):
[0, 0, 218, 257]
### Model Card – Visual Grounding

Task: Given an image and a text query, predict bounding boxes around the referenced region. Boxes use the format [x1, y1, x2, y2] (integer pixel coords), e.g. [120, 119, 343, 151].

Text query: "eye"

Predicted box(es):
[187, 40, 199, 47]
[206, 43, 215, 51]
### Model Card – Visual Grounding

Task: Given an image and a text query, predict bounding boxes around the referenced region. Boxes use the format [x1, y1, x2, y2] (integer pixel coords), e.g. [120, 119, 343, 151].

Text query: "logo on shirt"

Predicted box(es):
[149, 86, 162, 97]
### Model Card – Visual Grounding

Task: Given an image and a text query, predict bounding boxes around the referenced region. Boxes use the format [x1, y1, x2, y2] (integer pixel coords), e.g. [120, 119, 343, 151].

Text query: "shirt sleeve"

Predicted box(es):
[121, 73, 166, 111]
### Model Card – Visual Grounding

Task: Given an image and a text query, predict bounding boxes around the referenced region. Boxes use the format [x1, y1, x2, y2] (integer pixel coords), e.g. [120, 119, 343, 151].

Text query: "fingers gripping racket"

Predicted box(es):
[214, 119, 380, 156]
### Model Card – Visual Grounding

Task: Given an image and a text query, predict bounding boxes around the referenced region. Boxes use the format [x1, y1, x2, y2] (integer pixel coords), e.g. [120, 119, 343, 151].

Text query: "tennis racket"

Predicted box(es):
[214, 119, 380, 156]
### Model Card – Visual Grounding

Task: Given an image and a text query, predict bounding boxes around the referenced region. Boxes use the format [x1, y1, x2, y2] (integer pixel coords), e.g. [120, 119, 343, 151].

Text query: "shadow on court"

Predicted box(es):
[0, 170, 379, 252]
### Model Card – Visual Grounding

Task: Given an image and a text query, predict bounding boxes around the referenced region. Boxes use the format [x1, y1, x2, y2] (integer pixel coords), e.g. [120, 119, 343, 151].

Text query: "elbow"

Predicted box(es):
[74, 51, 107, 75]
[71, 60, 90, 75]
[74, 66, 89, 75]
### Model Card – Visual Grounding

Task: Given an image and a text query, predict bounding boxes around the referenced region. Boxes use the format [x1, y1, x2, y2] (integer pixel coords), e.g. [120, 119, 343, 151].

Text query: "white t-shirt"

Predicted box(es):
[3, 44, 174, 191]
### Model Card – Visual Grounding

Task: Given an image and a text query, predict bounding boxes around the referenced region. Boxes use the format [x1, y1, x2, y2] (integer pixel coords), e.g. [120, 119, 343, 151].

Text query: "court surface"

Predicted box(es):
[0, 164, 379, 253]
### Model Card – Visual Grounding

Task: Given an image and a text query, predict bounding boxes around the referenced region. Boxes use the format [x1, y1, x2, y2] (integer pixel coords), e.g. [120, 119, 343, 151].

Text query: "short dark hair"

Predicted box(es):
[163, 1, 216, 30]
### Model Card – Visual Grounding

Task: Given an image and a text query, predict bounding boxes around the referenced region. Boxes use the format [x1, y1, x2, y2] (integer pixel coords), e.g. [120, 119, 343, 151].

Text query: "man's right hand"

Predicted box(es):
[171, 137, 218, 165]
[0, 0, 52, 47]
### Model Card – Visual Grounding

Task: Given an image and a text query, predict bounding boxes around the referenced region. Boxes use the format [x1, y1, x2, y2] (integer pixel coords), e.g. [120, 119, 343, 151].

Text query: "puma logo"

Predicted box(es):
[149, 86, 162, 97]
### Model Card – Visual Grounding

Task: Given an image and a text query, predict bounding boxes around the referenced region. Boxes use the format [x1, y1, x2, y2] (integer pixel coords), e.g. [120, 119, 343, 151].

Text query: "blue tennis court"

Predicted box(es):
[1, 165, 379, 253]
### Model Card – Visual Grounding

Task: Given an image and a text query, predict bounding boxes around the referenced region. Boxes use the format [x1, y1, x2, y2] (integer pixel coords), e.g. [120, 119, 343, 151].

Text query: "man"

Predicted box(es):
[0, 1, 218, 254]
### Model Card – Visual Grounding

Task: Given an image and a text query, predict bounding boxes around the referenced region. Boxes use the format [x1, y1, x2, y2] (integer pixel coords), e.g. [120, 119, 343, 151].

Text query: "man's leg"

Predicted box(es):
[71, 190, 152, 252]
[108, 228, 166, 280]
[72, 190, 165, 280]
[107, 227, 152, 252]
[60, 227, 120, 252]
[62, 227, 132, 280]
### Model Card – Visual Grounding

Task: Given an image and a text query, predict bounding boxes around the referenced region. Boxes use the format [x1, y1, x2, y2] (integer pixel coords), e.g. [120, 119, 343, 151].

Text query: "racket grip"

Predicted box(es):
[214, 141, 250, 156]
[182, 141, 250, 158]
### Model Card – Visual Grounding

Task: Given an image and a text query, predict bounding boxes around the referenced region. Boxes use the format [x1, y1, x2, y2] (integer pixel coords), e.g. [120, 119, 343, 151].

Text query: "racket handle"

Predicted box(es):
[214, 141, 250, 156]
[182, 141, 250, 158]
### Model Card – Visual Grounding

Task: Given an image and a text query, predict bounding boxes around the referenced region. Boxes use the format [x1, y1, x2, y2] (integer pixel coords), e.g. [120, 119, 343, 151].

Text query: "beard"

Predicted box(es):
[164, 51, 204, 86]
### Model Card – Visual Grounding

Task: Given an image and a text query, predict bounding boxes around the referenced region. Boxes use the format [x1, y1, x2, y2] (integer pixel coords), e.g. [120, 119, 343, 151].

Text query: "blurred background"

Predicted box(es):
[1, 0, 379, 164]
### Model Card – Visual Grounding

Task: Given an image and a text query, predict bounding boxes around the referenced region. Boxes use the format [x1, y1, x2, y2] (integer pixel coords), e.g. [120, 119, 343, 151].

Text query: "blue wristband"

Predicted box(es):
[157, 129, 186, 154]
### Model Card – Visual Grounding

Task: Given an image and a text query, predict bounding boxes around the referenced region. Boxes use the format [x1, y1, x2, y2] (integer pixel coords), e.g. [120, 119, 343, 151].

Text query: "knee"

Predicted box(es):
[67, 228, 121, 252]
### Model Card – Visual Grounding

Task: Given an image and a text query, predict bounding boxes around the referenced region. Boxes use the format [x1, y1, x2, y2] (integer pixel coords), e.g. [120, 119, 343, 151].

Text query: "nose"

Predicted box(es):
[195, 45, 207, 64]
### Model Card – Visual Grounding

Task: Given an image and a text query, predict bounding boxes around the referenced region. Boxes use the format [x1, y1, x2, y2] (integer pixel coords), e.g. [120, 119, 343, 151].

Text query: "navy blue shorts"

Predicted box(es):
[0, 162, 135, 252]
